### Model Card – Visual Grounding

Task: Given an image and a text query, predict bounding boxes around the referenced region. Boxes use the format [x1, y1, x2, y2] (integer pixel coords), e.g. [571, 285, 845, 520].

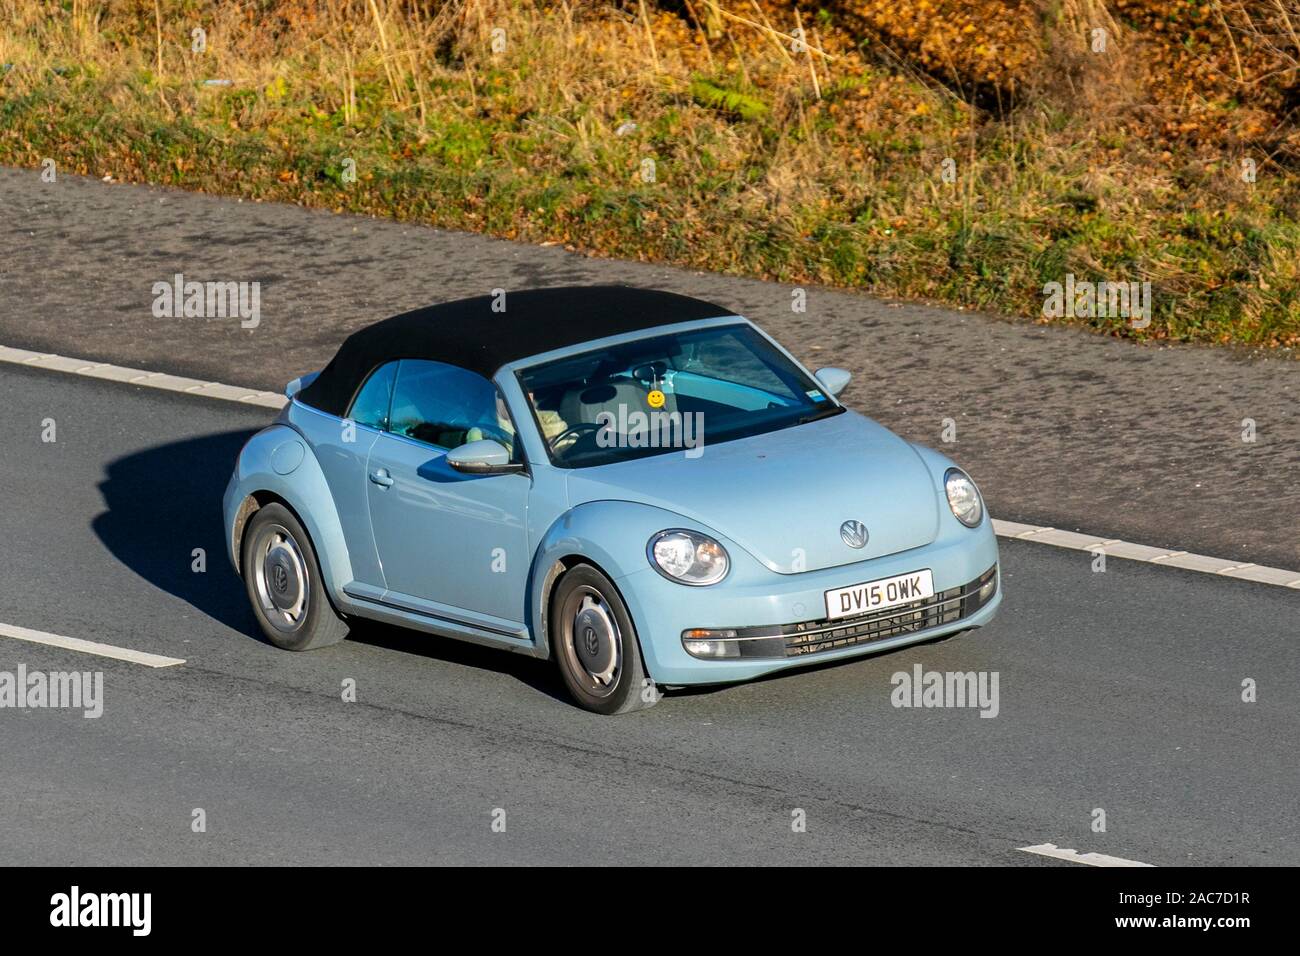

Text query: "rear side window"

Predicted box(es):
[348, 361, 398, 430]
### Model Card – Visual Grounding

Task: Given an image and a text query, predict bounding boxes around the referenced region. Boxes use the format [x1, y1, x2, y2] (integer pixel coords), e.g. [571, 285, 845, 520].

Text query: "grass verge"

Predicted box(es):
[1, 0, 1298, 348]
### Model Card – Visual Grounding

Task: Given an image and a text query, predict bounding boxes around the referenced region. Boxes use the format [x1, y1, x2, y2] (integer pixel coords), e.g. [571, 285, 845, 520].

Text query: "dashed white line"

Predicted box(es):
[4, 344, 1300, 591]
[1019, 843, 1155, 867]
[0, 621, 186, 668]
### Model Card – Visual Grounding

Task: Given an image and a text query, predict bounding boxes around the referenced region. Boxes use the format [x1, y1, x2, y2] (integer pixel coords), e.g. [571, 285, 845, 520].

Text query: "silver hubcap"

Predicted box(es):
[252, 523, 309, 633]
[564, 587, 621, 695]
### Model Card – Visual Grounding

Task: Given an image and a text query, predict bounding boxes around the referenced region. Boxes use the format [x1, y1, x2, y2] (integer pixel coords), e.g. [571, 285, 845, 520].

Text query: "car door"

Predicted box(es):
[365, 359, 531, 630]
[295, 360, 397, 590]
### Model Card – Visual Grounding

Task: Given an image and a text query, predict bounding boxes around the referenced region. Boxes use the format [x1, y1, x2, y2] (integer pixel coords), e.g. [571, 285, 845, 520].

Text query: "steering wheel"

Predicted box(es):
[548, 421, 603, 451]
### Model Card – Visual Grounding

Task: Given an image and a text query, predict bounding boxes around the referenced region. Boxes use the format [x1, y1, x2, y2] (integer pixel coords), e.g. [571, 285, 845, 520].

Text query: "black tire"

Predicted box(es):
[550, 564, 661, 715]
[241, 502, 349, 651]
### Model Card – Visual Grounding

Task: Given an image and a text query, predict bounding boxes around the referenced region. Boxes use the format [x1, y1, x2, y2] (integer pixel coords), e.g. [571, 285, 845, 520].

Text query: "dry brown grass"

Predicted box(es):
[1, 1, 1298, 346]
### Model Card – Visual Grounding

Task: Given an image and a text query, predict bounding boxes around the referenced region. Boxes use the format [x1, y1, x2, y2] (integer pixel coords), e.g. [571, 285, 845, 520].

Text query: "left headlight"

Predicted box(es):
[647, 529, 730, 586]
[944, 468, 984, 528]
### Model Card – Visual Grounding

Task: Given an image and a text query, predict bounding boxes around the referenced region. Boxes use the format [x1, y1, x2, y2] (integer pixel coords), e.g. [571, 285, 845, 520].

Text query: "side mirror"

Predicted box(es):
[446, 439, 524, 475]
[814, 367, 852, 398]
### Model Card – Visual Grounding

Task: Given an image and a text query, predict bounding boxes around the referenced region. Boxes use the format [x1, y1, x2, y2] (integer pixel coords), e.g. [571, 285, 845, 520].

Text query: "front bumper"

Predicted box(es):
[615, 519, 1001, 685]
[682, 564, 998, 660]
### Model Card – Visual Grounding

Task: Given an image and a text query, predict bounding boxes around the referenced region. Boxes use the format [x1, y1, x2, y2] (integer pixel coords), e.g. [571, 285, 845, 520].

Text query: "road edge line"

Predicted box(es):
[0, 344, 286, 409]
[990, 519, 1300, 588]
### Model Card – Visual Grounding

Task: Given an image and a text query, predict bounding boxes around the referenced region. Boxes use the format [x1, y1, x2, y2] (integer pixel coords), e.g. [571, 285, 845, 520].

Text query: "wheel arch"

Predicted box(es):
[223, 425, 355, 601]
[527, 499, 719, 673]
[532, 551, 621, 664]
[231, 489, 305, 574]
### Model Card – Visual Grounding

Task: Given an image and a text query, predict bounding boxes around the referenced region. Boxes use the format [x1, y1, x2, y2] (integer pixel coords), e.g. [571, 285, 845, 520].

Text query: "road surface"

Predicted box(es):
[0, 365, 1295, 865]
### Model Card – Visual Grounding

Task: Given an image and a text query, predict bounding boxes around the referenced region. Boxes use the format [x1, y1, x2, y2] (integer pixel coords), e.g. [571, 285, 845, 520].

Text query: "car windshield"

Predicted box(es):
[516, 323, 841, 467]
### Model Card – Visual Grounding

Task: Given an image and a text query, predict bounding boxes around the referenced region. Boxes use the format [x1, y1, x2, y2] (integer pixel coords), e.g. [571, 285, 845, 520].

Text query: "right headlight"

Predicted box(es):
[647, 529, 730, 586]
[944, 468, 984, 527]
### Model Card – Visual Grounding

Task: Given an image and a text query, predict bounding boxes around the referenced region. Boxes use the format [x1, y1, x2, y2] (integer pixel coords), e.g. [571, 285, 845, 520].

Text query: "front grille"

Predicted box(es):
[781, 565, 995, 657]
[682, 564, 998, 661]
[783, 585, 965, 656]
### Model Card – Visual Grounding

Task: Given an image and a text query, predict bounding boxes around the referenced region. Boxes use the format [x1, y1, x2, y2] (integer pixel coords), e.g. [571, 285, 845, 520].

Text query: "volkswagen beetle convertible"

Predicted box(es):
[223, 287, 1001, 714]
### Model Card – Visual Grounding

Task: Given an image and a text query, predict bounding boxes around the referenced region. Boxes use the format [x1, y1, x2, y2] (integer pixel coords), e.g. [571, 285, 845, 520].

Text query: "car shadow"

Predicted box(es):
[342, 618, 570, 704]
[91, 429, 569, 702]
[92, 429, 260, 635]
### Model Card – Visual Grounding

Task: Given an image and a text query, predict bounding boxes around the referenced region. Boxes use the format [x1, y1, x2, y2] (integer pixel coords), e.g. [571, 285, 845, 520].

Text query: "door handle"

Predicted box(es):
[369, 468, 394, 488]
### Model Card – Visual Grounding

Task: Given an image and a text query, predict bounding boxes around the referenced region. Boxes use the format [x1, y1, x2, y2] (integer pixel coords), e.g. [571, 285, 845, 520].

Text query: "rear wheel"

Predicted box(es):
[242, 502, 348, 651]
[551, 564, 660, 715]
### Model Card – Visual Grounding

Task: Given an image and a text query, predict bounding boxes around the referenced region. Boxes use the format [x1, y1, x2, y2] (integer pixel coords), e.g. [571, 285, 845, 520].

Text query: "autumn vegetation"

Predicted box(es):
[1, 1, 1298, 346]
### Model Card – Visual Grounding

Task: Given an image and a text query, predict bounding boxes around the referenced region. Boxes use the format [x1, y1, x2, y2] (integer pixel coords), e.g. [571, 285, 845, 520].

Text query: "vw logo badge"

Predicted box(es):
[840, 520, 869, 549]
[273, 564, 288, 592]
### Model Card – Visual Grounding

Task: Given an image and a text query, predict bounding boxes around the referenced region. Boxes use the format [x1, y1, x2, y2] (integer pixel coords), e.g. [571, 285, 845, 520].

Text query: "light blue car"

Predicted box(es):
[223, 287, 1001, 713]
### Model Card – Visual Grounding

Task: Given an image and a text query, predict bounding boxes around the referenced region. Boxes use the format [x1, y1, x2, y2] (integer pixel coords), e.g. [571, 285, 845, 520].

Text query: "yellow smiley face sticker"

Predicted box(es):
[647, 389, 665, 409]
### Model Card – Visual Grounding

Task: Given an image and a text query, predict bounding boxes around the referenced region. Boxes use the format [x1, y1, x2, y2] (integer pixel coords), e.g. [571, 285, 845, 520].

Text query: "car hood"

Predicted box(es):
[564, 410, 940, 573]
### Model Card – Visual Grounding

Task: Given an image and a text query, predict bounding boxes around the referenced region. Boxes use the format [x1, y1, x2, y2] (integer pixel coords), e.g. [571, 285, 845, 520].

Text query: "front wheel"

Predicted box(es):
[241, 502, 349, 651]
[551, 564, 661, 715]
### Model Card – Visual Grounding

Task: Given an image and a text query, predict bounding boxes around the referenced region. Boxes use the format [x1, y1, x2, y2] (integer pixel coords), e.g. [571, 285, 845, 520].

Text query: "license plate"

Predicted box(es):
[825, 569, 934, 620]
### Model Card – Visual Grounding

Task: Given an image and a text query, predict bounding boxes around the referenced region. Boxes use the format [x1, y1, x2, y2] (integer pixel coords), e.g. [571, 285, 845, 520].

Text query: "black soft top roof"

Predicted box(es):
[297, 285, 733, 417]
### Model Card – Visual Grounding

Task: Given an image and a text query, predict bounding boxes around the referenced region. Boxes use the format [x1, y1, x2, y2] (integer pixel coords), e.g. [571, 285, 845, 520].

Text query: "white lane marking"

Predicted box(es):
[4, 345, 1300, 591]
[1019, 843, 1155, 867]
[0, 621, 185, 668]
[990, 519, 1300, 589]
[0, 345, 285, 409]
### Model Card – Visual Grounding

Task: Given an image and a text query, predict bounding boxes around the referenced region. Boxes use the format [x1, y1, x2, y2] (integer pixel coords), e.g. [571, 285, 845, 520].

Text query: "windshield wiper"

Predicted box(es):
[798, 405, 845, 425]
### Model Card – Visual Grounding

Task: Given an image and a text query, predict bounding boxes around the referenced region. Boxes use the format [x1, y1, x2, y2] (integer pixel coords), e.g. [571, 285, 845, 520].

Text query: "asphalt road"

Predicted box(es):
[1, 364, 1296, 865]
[1, 167, 1298, 568]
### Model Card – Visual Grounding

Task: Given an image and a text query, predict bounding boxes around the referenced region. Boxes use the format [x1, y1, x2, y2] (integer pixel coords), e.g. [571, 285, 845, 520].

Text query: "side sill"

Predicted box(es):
[340, 584, 543, 658]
